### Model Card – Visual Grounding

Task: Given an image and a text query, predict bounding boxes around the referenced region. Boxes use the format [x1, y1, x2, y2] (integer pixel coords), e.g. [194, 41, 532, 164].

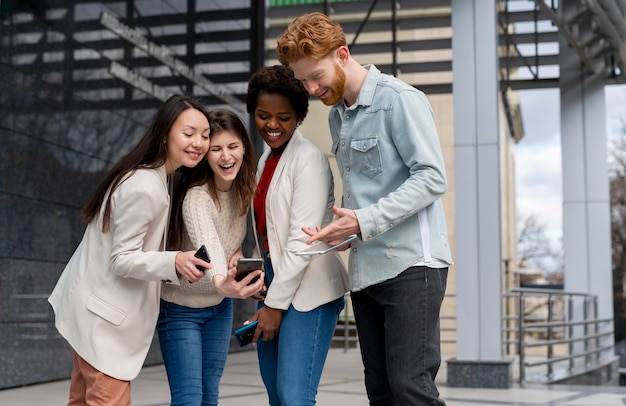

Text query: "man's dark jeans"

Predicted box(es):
[351, 266, 448, 405]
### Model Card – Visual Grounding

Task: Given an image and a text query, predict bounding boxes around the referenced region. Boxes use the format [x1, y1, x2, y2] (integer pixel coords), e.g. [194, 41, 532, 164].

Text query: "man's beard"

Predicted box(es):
[320, 63, 346, 106]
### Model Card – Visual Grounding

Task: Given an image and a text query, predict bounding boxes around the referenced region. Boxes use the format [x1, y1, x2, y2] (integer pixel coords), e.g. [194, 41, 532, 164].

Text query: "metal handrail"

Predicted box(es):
[503, 287, 614, 384]
[525, 331, 613, 347]
[522, 317, 612, 329]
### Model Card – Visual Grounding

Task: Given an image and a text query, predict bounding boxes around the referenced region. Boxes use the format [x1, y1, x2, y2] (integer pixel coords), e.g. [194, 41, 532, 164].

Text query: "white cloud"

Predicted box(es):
[515, 84, 626, 245]
[515, 143, 562, 241]
[516, 89, 563, 242]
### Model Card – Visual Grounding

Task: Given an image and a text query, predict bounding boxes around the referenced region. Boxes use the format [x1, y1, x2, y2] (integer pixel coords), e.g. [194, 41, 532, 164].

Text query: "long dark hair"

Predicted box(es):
[81, 95, 208, 232]
[168, 108, 257, 250]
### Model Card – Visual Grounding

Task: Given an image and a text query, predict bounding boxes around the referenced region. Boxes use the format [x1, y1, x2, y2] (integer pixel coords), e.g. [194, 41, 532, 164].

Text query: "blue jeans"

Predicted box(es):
[351, 266, 448, 406]
[256, 297, 345, 406]
[156, 298, 233, 406]
[257, 251, 344, 405]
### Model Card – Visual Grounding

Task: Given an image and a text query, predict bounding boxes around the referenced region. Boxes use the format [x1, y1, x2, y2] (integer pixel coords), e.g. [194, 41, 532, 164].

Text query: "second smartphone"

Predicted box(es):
[194, 245, 210, 272]
[235, 258, 264, 283]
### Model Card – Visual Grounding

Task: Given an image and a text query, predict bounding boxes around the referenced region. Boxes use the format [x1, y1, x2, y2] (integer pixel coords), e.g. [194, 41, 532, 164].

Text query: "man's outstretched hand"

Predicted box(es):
[302, 205, 360, 247]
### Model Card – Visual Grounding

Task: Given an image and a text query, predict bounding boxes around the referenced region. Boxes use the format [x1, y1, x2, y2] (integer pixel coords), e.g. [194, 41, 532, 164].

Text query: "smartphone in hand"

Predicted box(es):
[194, 245, 211, 272]
[235, 258, 264, 283]
[234, 320, 258, 347]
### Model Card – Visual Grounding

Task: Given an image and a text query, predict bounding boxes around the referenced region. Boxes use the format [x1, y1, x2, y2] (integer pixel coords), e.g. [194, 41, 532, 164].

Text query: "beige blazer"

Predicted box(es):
[48, 166, 180, 381]
[255, 131, 349, 311]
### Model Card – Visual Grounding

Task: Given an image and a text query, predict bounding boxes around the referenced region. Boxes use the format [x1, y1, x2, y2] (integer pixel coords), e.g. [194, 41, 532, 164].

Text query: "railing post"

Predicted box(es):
[584, 296, 590, 367]
[568, 294, 574, 372]
[593, 296, 600, 364]
[504, 292, 511, 356]
[518, 292, 526, 385]
[547, 294, 554, 379]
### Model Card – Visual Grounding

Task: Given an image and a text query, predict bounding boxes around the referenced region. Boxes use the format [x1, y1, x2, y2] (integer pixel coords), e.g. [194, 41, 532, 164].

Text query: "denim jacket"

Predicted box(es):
[329, 65, 453, 291]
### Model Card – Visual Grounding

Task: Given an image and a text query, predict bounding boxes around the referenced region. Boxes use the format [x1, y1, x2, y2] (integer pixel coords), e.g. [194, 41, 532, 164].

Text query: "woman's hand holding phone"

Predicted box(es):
[213, 265, 264, 299]
[175, 250, 210, 283]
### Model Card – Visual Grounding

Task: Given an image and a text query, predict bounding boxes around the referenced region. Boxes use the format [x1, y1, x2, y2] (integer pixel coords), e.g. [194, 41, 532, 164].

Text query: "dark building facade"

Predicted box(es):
[0, 0, 265, 388]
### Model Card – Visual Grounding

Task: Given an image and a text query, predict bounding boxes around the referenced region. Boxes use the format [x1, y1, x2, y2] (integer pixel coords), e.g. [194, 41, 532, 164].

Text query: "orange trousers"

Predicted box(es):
[67, 350, 131, 406]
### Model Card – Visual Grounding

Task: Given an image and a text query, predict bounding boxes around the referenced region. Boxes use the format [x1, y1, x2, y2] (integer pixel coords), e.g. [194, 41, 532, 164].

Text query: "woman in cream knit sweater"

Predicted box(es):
[157, 109, 263, 406]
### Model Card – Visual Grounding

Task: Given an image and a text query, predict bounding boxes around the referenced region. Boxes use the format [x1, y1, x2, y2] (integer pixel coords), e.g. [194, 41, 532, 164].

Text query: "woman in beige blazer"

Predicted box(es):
[245, 65, 349, 405]
[48, 95, 212, 406]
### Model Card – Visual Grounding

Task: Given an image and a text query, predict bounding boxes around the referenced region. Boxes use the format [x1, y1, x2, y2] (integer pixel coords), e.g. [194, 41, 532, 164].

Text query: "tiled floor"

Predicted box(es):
[1, 348, 625, 405]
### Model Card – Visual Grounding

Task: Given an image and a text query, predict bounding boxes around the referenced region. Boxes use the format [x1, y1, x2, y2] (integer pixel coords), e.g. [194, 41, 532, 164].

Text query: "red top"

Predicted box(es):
[254, 153, 282, 252]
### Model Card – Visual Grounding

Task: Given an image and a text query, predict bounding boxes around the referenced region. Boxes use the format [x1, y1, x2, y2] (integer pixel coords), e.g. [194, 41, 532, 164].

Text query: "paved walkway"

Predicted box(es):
[1, 347, 626, 405]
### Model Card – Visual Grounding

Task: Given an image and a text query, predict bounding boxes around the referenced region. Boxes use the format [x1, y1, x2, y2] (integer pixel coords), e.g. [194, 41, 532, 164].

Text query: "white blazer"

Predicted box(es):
[48, 166, 180, 381]
[255, 131, 349, 311]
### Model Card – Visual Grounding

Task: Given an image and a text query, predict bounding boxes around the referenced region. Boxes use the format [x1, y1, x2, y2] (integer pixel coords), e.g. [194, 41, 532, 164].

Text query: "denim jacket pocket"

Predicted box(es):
[350, 136, 383, 177]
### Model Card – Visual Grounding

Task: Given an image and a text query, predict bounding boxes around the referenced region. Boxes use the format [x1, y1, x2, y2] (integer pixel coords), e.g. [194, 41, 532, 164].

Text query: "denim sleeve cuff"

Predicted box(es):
[355, 208, 376, 241]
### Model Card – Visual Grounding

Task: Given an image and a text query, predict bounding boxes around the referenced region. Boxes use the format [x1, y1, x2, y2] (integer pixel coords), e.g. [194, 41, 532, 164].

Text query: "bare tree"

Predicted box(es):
[517, 213, 563, 282]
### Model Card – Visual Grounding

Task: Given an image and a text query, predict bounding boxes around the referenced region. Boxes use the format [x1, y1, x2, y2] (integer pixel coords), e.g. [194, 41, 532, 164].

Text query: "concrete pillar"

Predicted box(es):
[447, 0, 513, 388]
[559, 3, 614, 361]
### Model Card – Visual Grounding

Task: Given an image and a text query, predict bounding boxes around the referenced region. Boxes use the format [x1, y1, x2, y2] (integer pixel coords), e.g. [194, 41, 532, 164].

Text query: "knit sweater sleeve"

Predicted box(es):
[182, 185, 228, 280]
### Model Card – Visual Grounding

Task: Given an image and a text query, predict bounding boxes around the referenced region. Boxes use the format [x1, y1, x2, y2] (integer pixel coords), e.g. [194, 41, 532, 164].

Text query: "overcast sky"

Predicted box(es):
[515, 84, 626, 245]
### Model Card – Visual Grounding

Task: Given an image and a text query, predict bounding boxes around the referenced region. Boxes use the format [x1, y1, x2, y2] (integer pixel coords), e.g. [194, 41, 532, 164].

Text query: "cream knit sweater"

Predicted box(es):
[160, 183, 246, 308]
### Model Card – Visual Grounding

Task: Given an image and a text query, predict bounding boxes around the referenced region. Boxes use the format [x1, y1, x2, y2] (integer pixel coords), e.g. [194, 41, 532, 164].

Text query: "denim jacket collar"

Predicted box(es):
[335, 64, 380, 113]
[354, 64, 380, 108]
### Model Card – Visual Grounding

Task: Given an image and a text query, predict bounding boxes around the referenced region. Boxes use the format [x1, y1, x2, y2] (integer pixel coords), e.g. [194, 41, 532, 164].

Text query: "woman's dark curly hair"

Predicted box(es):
[246, 65, 309, 121]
